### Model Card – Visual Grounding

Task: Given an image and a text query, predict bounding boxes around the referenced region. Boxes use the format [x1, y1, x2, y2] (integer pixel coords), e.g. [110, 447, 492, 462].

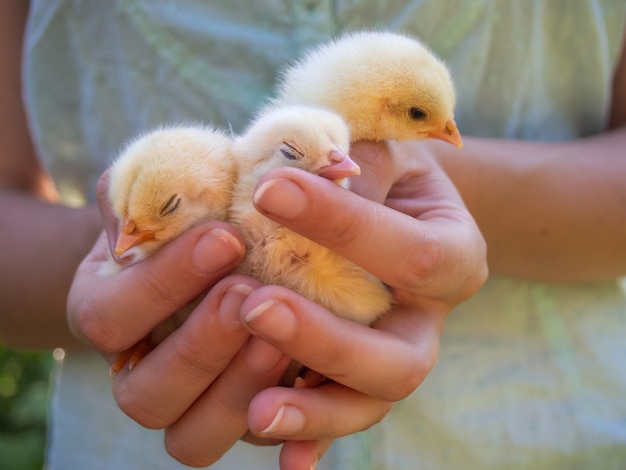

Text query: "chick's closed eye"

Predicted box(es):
[279, 142, 304, 161]
[159, 193, 181, 216]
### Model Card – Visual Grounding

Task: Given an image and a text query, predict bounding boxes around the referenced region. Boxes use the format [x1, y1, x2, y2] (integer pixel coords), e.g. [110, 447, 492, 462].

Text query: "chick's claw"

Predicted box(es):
[279, 360, 329, 388]
[109, 338, 154, 376]
[293, 370, 328, 389]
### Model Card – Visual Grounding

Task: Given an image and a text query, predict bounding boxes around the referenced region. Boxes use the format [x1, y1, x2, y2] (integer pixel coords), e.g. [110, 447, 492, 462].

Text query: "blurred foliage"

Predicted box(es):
[0, 345, 54, 470]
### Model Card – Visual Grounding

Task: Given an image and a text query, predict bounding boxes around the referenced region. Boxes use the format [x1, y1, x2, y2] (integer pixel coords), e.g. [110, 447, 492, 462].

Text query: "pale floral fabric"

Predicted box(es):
[24, 1, 626, 468]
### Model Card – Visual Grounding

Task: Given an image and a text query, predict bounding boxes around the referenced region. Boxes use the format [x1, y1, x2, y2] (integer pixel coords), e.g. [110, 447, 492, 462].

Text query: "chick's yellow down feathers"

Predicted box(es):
[230, 104, 392, 327]
[101, 29, 462, 377]
[230, 105, 393, 386]
[107, 125, 235, 264]
[103, 107, 393, 379]
[101, 125, 236, 372]
[272, 30, 462, 147]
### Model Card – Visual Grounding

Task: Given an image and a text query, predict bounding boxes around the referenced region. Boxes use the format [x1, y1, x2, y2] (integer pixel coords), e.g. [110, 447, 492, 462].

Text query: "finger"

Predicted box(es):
[252, 163, 465, 293]
[253, 160, 486, 299]
[67, 221, 246, 353]
[280, 439, 334, 470]
[164, 341, 290, 467]
[164, 335, 291, 467]
[241, 286, 444, 402]
[252, 167, 417, 287]
[347, 140, 397, 203]
[248, 383, 393, 442]
[111, 275, 258, 429]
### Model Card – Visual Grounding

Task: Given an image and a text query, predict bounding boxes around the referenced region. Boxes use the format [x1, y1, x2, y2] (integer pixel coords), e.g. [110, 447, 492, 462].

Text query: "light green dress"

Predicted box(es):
[24, 1, 626, 468]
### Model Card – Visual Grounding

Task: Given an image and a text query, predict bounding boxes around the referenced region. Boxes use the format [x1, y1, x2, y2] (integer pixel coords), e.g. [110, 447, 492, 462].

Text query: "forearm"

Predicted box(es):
[423, 127, 626, 282]
[0, 190, 102, 349]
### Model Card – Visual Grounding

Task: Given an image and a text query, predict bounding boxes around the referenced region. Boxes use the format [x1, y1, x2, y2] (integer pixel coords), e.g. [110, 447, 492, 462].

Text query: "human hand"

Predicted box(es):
[67, 173, 293, 464]
[232, 140, 488, 469]
[67, 139, 487, 469]
[164, 140, 485, 470]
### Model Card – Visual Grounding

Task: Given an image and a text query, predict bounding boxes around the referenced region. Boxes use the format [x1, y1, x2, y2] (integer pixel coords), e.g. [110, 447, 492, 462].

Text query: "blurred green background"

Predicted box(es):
[0, 345, 54, 470]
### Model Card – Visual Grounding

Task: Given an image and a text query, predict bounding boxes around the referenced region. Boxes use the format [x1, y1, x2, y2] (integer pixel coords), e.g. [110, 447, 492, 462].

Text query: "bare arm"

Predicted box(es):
[428, 29, 626, 283]
[0, 0, 102, 349]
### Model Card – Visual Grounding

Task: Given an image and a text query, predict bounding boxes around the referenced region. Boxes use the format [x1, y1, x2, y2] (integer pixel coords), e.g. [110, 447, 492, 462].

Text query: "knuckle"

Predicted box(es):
[382, 344, 438, 402]
[165, 431, 220, 468]
[71, 298, 124, 353]
[142, 269, 190, 312]
[163, 426, 224, 468]
[382, 369, 423, 402]
[461, 262, 489, 301]
[391, 368, 426, 401]
[394, 229, 444, 290]
[114, 382, 170, 429]
[324, 205, 364, 251]
[169, 331, 227, 381]
[391, 224, 489, 305]
[371, 401, 394, 427]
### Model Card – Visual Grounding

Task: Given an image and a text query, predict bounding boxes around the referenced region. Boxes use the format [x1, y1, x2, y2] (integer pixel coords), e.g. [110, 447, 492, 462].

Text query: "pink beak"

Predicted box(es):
[317, 149, 361, 182]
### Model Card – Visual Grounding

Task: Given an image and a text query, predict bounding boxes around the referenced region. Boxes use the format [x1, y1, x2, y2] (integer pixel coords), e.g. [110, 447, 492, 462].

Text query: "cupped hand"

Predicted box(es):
[67, 173, 292, 466]
[236, 140, 488, 469]
[66, 140, 487, 470]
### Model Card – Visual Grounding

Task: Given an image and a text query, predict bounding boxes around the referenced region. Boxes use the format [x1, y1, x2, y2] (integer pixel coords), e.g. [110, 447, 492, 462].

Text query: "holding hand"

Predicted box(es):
[66, 140, 486, 469]
[236, 140, 487, 468]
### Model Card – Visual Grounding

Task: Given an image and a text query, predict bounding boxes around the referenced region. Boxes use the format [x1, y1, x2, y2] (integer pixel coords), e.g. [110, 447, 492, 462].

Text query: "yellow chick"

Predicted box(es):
[230, 105, 393, 385]
[272, 30, 463, 147]
[230, 104, 392, 324]
[107, 125, 235, 265]
[102, 125, 236, 373]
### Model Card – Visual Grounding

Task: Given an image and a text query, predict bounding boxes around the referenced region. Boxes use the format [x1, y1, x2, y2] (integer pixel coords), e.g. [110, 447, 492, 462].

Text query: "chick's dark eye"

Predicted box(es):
[407, 107, 427, 121]
[280, 142, 304, 161]
[280, 148, 298, 160]
[160, 194, 181, 216]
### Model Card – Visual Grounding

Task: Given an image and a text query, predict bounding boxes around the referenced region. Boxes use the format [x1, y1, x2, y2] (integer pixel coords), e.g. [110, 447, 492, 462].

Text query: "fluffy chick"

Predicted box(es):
[230, 105, 392, 324]
[272, 30, 462, 147]
[230, 105, 393, 385]
[102, 125, 236, 372]
[106, 125, 235, 265]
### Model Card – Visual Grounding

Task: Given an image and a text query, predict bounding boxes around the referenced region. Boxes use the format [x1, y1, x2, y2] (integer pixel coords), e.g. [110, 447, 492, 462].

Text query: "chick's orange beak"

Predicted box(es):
[115, 220, 155, 256]
[426, 119, 463, 149]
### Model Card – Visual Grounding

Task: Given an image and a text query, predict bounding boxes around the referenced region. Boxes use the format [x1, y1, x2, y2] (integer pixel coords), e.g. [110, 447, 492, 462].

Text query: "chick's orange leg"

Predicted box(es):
[127, 339, 154, 370]
[109, 349, 134, 376]
[109, 338, 154, 375]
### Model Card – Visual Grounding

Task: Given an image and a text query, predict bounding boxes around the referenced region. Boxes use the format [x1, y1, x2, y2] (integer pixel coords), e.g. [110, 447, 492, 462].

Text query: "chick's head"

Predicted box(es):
[236, 105, 360, 187]
[108, 126, 234, 261]
[276, 31, 462, 147]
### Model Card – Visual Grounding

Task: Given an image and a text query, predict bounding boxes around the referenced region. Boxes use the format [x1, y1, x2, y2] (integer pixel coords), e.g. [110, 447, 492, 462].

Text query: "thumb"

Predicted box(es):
[251, 166, 425, 288]
[347, 140, 397, 203]
[67, 221, 246, 352]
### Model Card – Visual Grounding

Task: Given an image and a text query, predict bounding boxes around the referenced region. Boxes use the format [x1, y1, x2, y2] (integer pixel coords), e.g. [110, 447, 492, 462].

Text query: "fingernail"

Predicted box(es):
[261, 404, 305, 435]
[218, 284, 253, 331]
[253, 178, 306, 219]
[244, 337, 285, 373]
[310, 456, 319, 470]
[244, 299, 297, 341]
[192, 228, 243, 274]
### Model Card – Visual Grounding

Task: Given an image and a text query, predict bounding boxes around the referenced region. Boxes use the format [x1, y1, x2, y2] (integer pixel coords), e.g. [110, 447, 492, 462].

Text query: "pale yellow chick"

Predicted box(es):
[230, 104, 392, 326]
[230, 105, 393, 385]
[107, 125, 235, 265]
[102, 125, 236, 372]
[272, 30, 463, 147]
